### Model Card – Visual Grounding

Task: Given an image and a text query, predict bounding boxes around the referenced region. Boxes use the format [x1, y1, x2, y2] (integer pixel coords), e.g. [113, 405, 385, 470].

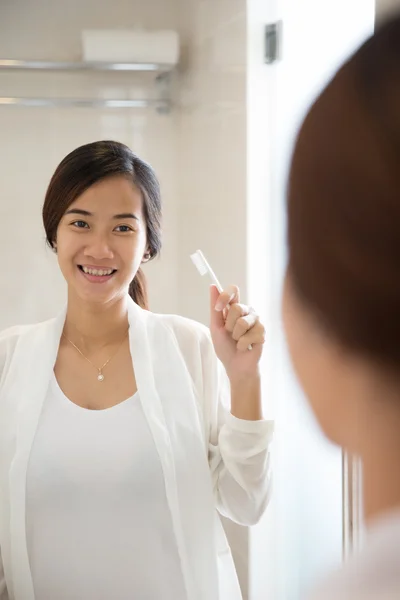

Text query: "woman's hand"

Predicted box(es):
[209, 284, 265, 383]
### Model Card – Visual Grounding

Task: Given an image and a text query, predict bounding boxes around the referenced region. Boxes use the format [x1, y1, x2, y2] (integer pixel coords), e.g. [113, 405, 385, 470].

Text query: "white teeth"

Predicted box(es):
[82, 266, 113, 276]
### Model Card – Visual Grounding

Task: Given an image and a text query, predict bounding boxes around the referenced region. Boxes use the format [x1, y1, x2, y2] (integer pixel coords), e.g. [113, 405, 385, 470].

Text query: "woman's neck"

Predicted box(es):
[63, 293, 130, 351]
[362, 408, 400, 526]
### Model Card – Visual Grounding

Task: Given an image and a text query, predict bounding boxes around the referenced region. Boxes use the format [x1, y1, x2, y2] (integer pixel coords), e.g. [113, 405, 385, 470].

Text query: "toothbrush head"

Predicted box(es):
[190, 249, 209, 277]
[190, 249, 223, 292]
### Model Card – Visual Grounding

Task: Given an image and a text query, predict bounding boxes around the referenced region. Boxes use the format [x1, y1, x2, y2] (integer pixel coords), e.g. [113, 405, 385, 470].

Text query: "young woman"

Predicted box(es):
[283, 14, 400, 600]
[0, 140, 273, 600]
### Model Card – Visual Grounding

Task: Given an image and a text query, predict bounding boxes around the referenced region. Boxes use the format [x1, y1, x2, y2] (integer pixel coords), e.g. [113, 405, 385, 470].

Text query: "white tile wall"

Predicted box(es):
[177, 0, 247, 327]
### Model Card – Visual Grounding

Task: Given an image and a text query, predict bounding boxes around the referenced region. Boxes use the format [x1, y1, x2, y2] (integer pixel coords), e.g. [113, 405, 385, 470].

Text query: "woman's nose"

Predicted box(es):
[83, 234, 114, 260]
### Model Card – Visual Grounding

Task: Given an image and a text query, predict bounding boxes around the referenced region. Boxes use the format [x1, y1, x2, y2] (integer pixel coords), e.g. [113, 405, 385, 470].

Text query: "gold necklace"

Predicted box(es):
[62, 328, 129, 382]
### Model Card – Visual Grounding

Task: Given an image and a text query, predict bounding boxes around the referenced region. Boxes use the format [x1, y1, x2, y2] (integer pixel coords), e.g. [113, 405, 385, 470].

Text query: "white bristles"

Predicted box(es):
[190, 250, 223, 292]
[190, 250, 208, 276]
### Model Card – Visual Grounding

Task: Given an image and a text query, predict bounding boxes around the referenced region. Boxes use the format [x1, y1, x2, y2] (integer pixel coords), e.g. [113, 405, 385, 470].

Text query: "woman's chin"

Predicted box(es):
[69, 282, 124, 306]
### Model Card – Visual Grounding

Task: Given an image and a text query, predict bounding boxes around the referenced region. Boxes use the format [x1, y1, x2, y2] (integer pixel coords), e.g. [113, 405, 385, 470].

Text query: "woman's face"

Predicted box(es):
[282, 271, 362, 450]
[55, 176, 148, 306]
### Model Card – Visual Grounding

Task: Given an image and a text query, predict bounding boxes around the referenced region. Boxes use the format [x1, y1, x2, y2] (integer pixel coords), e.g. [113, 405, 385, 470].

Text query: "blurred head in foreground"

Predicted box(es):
[282, 15, 400, 519]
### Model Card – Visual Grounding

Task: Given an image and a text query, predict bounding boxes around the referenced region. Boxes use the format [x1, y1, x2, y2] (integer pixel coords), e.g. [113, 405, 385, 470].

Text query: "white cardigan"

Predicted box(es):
[0, 298, 273, 600]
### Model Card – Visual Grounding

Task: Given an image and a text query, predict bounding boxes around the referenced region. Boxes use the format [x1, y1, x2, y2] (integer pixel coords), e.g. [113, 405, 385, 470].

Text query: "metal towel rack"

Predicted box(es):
[0, 60, 173, 113]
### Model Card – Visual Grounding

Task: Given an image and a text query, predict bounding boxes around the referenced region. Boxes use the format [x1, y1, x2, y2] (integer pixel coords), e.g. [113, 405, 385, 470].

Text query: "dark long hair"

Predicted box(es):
[287, 14, 400, 366]
[42, 140, 162, 309]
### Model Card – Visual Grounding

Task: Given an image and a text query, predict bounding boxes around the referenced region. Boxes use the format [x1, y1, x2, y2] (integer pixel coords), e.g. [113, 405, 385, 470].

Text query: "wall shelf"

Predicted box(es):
[0, 59, 174, 112]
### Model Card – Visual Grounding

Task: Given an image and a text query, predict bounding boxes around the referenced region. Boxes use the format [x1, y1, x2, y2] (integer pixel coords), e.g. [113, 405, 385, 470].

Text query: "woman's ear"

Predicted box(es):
[142, 249, 151, 263]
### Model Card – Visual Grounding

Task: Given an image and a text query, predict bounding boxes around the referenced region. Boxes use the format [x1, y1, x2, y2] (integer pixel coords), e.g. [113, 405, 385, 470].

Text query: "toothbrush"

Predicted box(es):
[190, 249, 252, 350]
[190, 249, 223, 293]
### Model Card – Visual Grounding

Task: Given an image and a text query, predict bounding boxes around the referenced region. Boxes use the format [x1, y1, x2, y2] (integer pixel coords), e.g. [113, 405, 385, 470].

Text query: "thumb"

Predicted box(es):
[210, 285, 225, 330]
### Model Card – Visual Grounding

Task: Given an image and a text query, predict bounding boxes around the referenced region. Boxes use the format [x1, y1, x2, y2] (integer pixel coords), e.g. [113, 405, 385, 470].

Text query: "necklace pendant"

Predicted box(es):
[97, 372, 105, 382]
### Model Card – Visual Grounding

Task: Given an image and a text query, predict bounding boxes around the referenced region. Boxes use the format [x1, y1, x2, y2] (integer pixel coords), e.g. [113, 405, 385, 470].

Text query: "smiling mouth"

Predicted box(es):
[78, 265, 117, 277]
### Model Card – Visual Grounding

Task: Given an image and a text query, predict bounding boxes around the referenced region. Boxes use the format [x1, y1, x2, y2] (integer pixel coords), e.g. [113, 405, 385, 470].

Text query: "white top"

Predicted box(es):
[309, 510, 400, 600]
[26, 376, 186, 600]
[0, 299, 273, 600]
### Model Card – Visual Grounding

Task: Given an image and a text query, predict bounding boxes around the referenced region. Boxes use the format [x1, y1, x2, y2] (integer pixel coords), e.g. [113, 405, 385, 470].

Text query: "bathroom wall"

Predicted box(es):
[246, 1, 375, 599]
[176, 0, 248, 325]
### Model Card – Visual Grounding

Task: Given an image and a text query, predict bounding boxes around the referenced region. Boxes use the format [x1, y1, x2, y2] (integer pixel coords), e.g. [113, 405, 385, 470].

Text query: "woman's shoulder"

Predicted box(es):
[309, 511, 400, 600]
[0, 323, 35, 345]
[155, 312, 210, 341]
[150, 312, 213, 357]
[0, 319, 56, 357]
[0, 323, 39, 382]
[309, 570, 398, 600]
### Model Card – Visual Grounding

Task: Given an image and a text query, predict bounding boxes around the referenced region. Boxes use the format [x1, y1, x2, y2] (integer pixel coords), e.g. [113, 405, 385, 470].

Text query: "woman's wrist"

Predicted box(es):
[229, 372, 263, 421]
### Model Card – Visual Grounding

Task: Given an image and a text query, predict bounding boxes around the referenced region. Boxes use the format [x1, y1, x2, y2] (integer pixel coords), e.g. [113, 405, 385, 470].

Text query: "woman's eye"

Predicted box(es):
[72, 221, 89, 229]
[115, 225, 133, 233]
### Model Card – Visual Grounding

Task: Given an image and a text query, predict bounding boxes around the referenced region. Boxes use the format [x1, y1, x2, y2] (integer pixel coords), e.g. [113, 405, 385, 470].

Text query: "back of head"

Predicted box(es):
[287, 14, 400, 366]
[43, 140, 162, 309]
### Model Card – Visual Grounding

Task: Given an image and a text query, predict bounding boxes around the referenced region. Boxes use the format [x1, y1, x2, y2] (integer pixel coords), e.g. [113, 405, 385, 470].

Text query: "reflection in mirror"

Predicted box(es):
[0, 0, 274, 591]
[0, 134, 273, 599]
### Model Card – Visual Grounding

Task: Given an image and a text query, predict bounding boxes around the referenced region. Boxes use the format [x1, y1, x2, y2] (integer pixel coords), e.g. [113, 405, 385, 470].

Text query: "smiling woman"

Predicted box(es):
[0, 139, 273, 600]
[52, 177, 149, 304]
[42, 140, 162, 310]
